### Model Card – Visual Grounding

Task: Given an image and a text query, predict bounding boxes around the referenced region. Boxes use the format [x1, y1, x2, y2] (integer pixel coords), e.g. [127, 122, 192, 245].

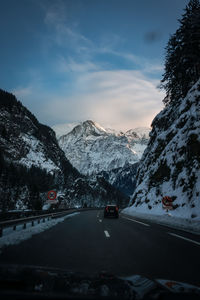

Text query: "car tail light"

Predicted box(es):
[115, 207, 119, 211]
[106, 206, 108, 212]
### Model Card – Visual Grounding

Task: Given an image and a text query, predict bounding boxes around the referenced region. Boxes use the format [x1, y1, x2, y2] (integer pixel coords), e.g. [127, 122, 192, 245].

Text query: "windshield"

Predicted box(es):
[0, 0, 200, 299]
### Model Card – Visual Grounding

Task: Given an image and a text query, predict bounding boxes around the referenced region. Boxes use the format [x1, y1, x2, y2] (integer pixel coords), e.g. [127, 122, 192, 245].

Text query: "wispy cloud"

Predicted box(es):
[56, 56, 101, 73]
[42, 1, 163, 75]
[12, 86, 33, 98]
[40, 70, 165, 131]
[43, 1, 93, 53]
[12, 1, 165, 131]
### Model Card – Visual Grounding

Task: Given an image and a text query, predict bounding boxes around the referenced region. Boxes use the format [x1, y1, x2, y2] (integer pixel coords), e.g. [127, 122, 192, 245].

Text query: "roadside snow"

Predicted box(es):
[121, 208, 200, 235]
[0, 212, 80, 250]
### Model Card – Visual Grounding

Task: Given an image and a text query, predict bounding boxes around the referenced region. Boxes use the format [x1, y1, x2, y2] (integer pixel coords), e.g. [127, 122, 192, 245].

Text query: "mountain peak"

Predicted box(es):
[64, 120, 107, 138]
[83, 120, 95, 126]
[58, 120, 150, 176]
[82, 120, 107, 132]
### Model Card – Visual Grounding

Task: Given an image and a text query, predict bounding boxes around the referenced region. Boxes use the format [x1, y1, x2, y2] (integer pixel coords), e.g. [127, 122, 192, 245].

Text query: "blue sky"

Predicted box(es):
[0, 0, 188, 131]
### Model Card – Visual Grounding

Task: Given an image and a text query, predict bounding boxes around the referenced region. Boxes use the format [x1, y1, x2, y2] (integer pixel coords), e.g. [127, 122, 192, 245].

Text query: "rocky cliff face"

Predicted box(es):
[130, 80, 200, 219]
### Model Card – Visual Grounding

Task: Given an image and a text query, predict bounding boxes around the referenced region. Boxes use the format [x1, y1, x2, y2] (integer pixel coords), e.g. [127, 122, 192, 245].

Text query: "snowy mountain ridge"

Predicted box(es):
[57, 120, 150, 176]
[0, 103, 62, 174]
[0, 89, 128, 210]
[126, 79, 200, 219]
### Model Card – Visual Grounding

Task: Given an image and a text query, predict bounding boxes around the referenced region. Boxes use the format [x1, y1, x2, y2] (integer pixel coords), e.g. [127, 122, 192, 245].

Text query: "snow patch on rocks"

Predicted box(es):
[19, 134, 59, 172]
[129, 79, 200, 220]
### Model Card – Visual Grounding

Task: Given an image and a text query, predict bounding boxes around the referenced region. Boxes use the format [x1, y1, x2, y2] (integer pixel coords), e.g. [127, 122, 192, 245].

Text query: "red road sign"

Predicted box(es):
[47, 190, 57, 200]
[162, 196, 173, 209]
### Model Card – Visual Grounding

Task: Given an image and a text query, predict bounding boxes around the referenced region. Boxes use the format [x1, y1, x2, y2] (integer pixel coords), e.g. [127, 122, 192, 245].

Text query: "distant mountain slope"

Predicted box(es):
[98, 162, 139, 197]
[129, 80, 200, 219]
[58, 120, 149, 175]
[57, 120, 150, 196]
[0, 90, 127, 210]
[0, 89, 77, 176]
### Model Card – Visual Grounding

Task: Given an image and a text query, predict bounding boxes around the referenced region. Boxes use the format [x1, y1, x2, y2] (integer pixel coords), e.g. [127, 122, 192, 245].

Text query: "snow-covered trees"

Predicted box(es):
[161, 0, 200, 105]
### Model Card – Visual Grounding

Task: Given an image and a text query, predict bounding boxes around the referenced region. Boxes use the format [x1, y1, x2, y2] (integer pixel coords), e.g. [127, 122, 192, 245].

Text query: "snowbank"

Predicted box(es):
[130, 79, 200, 220]
[122, 207, 200, 235]
[0, 212, 80, 250]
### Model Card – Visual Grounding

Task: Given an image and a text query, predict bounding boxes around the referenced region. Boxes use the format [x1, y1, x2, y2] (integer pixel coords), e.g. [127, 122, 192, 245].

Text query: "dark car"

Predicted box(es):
[104, 205, 119, 218]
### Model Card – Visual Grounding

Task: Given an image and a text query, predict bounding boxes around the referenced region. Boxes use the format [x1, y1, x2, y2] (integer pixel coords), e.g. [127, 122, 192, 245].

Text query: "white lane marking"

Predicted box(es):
[99, 219, 102, 222]
[104, 230, 110, 238]
[168, 232, 200, 246]
[122, 217, 150, 227]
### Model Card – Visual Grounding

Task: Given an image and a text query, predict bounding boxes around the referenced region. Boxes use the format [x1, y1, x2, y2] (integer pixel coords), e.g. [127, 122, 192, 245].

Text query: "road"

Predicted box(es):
[0, 210, 200, 285]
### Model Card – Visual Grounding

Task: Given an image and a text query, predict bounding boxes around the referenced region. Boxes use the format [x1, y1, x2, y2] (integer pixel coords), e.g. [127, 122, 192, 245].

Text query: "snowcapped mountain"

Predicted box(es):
[129, 80, 200, 219]
[56, 121, 150, 196]
[0, 91, 65, 174]
[0, 90, 127, 210]
[58, 120, 150, 176]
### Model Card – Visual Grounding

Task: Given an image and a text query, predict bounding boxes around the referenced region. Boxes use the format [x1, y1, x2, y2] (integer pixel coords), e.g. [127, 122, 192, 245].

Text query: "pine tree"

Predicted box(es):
[161, 0, 200, 105]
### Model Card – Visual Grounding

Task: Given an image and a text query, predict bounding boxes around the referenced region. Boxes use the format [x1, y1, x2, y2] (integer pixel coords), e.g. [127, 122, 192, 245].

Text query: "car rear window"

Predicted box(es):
[108, 206, 116, 210]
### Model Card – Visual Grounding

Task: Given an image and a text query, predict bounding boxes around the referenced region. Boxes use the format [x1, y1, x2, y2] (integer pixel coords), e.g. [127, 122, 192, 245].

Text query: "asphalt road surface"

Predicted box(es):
[0, 210, 200, 285]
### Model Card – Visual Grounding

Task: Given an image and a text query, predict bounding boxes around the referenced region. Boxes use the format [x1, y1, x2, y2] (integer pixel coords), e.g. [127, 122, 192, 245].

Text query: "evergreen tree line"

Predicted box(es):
[161, 0, 200, 105]
[0, 149, 57, 211]
[0, 89, 39, 126]
[97, 176, 129, 207]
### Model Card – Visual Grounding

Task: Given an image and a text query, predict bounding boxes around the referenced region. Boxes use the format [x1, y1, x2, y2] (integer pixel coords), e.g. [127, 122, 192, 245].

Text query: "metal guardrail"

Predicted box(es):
[0, 207, 104, 237]
[0, 209, 72, 222]
[0, 209, 77, 237]
[0, 207, 105, 222]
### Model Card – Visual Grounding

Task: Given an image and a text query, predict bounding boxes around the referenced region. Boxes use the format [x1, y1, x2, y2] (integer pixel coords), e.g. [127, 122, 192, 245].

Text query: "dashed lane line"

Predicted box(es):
[104, 230, 110, 238]
[122, 216, 150, 227]
[168, 232, 200, 246]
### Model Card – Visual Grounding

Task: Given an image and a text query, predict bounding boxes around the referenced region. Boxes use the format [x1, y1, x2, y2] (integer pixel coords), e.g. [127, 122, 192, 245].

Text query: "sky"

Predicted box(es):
[0, 0, 188, 131]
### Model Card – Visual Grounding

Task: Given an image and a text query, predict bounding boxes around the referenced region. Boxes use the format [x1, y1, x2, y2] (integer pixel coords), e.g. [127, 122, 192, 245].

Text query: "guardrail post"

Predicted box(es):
[13, 225, 16, 231]
[23, 223, 26, 229]
[38, 219, 40, 224]
[0, 227, 2, 237]
[43, 218, 45, 223]
[32, 221, 34, 226]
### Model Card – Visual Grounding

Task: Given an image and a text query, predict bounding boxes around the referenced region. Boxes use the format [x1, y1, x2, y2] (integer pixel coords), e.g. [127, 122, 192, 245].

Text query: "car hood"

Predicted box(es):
[0, 264, 199, 299]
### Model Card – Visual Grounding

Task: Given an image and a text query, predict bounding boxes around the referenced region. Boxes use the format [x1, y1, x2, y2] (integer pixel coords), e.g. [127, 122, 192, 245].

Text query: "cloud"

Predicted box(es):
[12, 60, 165, 131]
[43, 1, 93, 53]
[40, 69, 165, 131]
[98, 50, 163, 74]
[12, 86, 33, 98]
[56, 56, 101, 73]
[12, 1, 165, 131]
[42, 2, 163, 76]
